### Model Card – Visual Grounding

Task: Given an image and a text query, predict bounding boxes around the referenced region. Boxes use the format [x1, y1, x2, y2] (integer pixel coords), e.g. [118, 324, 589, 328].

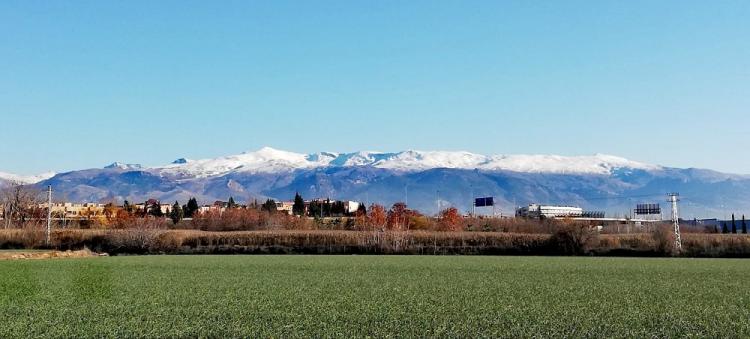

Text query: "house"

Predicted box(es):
[42, 202, 107, 220]
[197, 201, 227, 214]
[275, 201, 295, 215]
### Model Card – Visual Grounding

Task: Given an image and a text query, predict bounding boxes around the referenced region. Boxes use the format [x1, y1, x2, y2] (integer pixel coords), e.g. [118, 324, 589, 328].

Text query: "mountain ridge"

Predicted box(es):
[2, 147, 748, 218]
[6, 147, 738, 182]
[125, 147, 664, 179]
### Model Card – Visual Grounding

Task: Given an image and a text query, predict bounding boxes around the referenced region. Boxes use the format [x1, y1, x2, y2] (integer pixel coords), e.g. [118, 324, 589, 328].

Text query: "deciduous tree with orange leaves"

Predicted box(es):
[387, 202, 415, 231]
[439, 207, 463, 231]
[368, 204, 387, 230]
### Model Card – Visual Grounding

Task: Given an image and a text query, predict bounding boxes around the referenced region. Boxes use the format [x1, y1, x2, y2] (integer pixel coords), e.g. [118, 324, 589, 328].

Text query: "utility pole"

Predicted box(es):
[668, 193, 682, 251]
[470, 184, 475, 217]
[46, 185, 52, 246]
[436, 190, 440, 216]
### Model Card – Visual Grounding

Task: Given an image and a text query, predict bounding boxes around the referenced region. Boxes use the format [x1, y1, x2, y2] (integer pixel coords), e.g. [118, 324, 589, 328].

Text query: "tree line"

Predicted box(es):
[719, 214, 748, 234]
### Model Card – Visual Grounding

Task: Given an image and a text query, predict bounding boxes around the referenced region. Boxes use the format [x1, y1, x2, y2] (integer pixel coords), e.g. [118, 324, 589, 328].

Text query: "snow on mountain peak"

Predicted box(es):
[373, 150, 489, 171]
[478, 154, 658, 174]
[0, 171, 56, 184]
[104, 162, 143, 170]
[152, 147, 660, 177]
[160, 147, 322, 177]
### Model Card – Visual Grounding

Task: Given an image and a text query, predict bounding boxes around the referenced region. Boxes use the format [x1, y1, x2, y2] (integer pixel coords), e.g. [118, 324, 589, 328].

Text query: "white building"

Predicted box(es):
[343, 201, 361, 214]
[275, 201, 295, 215]
[516, 204, 583, 219]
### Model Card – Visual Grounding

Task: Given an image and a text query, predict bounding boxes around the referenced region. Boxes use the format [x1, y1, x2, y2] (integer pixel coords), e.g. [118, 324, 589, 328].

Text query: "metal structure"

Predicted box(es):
[634, 203, 661, 215]
[473, 196, 496, 216]
[436, 190, 440, 214]
[668, 193, 682, 251]
[474, 197, 494, 208]
[581, 211, 605, 219]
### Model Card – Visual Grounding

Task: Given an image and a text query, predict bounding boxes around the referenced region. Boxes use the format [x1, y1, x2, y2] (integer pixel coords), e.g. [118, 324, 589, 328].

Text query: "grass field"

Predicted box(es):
[2, 256, 749, 338]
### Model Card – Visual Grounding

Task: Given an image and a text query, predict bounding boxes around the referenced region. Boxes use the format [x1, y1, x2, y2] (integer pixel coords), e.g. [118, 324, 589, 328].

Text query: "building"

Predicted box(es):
[40, 202, 108, 220]
[275, 201, 295, 215]
[159, 204, 173, 215]
[198, 201, 228, 214]
[134, 199, 173, 215]
[343, 201, 361, 214]
[516, 204, 584, 219]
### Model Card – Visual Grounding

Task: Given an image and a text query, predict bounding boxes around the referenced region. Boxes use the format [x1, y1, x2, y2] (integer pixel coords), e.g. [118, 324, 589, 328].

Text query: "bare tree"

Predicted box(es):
[1, 181, 44, 229]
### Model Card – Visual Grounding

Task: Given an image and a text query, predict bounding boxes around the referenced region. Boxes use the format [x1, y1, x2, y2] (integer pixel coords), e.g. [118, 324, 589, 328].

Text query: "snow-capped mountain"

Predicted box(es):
[151, 147, 661, 177]
[158, 147, 332, 178]
[5, 147, 749, 217]
[104, 162, 143, 170]
[0, 171, 56, 185]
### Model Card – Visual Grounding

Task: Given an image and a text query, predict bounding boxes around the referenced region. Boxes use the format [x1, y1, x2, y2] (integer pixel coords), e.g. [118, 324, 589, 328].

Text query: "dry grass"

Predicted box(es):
[2, 228, 750, 257]
[0, 248, 101, 260]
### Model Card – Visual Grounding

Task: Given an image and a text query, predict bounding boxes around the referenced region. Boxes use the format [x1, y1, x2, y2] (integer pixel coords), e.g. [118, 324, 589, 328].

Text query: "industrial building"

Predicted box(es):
[516, 204, 584, 219]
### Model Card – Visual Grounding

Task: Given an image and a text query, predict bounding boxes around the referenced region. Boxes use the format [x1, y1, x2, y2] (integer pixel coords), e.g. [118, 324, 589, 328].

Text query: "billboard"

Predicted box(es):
[582, 211, 605, 219]
[474, 197, 494, 207]
[635, 204, 661, 215]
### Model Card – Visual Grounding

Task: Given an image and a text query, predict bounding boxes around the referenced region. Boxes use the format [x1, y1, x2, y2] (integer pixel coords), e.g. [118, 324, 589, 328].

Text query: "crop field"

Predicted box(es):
[2, 256, 750, 338]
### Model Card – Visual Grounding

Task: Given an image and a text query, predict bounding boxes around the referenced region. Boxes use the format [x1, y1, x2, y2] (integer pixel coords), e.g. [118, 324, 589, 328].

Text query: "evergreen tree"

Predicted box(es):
[292, 193, 305, 216]
[732, 214, 737, 234]
[743, 215, 747, 234]
[170, 201, 183, 225]
[123, 200, 133, 213]
[228, 197, 237, 209]
[357, 203, 367, 215]
[323, 198, 331, 217]
[722, 222, 729, 234]
[331, 201, 345, 216]
[309, 201, 322, 218]
[186, 198, 199, 217]
[261, 199, 277, 213]
[149, 200, 164, 217]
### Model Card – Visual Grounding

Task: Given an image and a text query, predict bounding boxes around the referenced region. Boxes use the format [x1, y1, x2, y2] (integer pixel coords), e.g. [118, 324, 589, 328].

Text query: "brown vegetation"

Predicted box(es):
[1, 227, 750, 257]
[0, 248, 102, 260]
[3, 196, 749, 257]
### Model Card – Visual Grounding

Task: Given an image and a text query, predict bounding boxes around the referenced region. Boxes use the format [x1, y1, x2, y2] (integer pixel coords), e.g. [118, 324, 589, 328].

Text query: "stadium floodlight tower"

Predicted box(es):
[668, 193, 682, 251]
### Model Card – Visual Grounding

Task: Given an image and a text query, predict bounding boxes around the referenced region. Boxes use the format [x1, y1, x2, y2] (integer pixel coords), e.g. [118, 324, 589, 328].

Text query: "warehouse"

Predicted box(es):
[516, 204, 584, 219]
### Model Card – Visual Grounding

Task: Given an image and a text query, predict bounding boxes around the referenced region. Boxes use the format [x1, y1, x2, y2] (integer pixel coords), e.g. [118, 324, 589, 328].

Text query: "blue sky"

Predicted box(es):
[1, 0, 748, 174]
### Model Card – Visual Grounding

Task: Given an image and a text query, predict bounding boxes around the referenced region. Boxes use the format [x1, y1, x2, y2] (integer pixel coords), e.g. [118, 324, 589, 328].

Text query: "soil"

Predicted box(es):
[0, 248, 107, 260]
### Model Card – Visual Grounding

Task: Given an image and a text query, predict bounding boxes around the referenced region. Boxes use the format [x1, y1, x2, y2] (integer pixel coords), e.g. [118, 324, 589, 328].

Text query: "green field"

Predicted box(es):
[1, 256, 749, 338]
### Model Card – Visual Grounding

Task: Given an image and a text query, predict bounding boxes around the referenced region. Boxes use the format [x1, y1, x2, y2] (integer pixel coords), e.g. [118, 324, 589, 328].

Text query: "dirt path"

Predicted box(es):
[0, 249, 107, 260]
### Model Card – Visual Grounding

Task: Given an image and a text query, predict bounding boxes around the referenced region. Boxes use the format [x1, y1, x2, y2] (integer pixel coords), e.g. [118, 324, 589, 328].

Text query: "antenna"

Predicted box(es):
[668, 193, 682, 251]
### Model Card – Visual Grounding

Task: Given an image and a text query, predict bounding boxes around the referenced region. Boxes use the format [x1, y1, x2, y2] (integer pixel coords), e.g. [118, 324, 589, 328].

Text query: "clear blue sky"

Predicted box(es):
[1, 0, 748, 174]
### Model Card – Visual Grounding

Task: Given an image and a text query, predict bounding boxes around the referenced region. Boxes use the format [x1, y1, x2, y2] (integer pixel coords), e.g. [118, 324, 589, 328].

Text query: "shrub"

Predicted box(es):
[549, 222, 599, 255]
[652, 224, 677, 256]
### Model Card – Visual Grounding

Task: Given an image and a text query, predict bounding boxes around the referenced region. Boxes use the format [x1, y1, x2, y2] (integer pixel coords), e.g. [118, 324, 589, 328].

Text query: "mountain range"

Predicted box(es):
[2, 147, 748, 218]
